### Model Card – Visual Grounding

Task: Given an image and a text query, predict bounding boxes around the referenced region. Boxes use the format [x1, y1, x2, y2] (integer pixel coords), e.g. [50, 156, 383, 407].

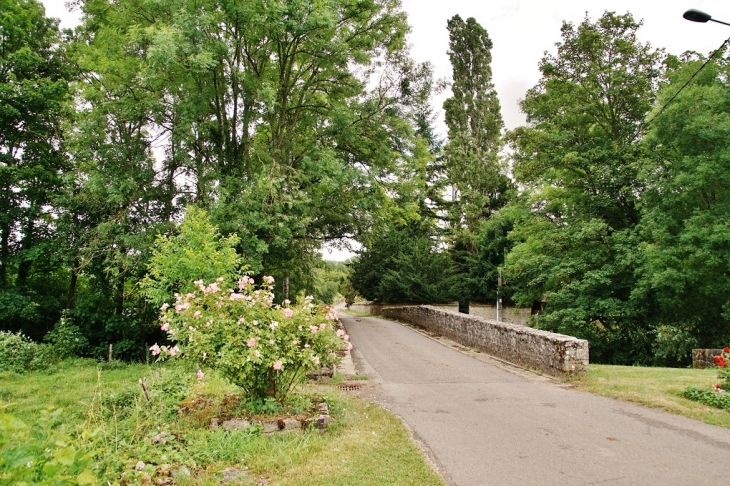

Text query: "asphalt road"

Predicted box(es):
[341, 312, 730, 486]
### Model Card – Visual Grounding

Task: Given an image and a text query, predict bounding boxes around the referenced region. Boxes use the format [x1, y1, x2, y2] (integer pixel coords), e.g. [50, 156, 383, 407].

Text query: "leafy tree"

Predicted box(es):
[440, 15, 513, 306]
[509, 12, 662, 230]
[637, 52, 730, 358]
[351, 222, 457, 303]
[505, 12, 663, 363]
[77, 0, 426, 302]
[339, 271, 360, 305]
[141, 207, 242, 306]
[0, 0, 73, 338]
[442, 15, 510, 232]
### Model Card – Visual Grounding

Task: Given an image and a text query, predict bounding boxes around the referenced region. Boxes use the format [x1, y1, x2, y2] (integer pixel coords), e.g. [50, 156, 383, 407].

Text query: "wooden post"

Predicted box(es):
[108, 343, 113, 363]
[139, 378, 150, 402]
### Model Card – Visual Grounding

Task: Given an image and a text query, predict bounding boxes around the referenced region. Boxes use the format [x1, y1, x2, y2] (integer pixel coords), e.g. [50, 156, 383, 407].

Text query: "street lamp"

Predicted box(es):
[683, 9, 730, 27]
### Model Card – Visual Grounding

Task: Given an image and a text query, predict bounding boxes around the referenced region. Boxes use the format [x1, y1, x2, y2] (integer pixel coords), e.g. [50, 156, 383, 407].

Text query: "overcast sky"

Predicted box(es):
[39, 0, 730, 259]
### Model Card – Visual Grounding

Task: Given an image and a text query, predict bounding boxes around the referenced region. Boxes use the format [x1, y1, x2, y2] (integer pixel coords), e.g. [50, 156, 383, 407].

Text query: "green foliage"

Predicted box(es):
[0, 0, 73, 294]
[312, 260, 350, 305]
[43, 312, 89, 359]
[442, 15, 509, 231]
[0, 331, 53, 373]
[0, 408, 98, 485]
[141, 207, 242, 307]
[351, 223, 457, 303]
[339, 273, 360, 305]
[681, 387, 730, 412]
[505, 12, 664, 364]
[154, 277, 347, 404]
[637, 53, 730, 349]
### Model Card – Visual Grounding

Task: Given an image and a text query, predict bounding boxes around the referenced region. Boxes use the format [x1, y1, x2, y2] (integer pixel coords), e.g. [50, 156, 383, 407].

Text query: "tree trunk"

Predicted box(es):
[0, 221, 9, 287]
[17, 217, 34, 286]
[65, 264, 78, 309]
[116, 274, 125, 316]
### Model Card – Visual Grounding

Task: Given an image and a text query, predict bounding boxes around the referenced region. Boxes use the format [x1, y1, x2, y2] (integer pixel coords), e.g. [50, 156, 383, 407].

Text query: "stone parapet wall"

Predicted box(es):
[432, 302, 459, 312]
[468, 303, 532, 326]
[349, 302, 390, 315]
[382, 305, 589, 376]
[349, 302, 421, 316]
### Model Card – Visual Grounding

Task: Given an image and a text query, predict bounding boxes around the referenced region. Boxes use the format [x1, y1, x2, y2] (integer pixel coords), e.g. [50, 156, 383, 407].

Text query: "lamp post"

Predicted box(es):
[683, 9, 730, 27]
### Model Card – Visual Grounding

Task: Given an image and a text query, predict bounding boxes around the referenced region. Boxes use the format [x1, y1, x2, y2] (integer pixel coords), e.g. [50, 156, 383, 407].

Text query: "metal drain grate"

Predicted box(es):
[338, 384, 362, 391]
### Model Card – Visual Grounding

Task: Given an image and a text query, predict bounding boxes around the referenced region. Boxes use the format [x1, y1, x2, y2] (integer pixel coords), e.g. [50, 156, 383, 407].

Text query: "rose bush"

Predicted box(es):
[150, 276, 349, 403]
[713, 346, 730, 392]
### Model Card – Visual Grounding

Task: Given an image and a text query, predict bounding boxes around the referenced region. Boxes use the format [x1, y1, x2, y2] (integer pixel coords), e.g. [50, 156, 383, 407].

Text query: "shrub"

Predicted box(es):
[0, 408, 98, 484]
[44, 312, 89, 359]
[681, 387, 730, 411]
[682, 346, 730, 411]
[714, 347, 730, 390]
[0, 331, 52, 373]
[140, 206, 242, 307]
[151, 276, 349, 404]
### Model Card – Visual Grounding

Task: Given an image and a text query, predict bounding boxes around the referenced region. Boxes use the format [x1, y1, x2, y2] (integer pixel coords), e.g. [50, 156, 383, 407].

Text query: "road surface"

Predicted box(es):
[341, 312, 730, 486]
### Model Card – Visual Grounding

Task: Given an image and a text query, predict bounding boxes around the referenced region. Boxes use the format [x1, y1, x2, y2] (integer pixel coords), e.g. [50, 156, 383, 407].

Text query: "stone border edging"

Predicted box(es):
[210, 401, 332, 434]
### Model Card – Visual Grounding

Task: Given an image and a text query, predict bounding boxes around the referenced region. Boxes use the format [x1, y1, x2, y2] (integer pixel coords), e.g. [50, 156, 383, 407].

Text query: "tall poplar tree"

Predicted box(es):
[441, 15, 512, 305]
[442, 15, 510, 232]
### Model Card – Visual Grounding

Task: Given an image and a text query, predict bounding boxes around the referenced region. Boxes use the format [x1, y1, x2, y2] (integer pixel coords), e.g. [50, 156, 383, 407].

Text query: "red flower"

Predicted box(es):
[714, 356, 727, 367]
[724, 347, 730, 353]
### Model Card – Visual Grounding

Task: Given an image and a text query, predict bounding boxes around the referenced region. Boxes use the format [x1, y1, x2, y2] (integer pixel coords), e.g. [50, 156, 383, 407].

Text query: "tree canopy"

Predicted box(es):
[3, 3, 730, 366]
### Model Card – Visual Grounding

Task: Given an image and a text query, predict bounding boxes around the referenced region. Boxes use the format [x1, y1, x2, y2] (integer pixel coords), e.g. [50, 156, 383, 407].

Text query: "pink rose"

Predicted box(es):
[273, 360, 283, 370]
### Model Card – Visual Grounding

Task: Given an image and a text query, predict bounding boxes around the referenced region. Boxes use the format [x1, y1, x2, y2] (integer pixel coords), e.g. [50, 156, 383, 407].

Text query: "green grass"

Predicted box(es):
[571, 364, 730, 428]
[0, 360, 444, 485]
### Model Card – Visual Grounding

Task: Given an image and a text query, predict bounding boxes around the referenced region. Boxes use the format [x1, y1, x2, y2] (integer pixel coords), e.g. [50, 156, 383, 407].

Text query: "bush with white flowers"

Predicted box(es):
[150, 276, 349, 403]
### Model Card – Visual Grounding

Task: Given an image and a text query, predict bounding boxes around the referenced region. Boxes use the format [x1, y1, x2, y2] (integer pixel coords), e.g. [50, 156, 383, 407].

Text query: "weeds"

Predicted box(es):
[0, 360, 443, 485]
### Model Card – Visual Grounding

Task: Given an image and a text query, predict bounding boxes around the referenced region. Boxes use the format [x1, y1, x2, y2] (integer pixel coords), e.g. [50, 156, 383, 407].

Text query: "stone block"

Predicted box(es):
[692, 349, 725, 369]
[221, 419, 251, 431]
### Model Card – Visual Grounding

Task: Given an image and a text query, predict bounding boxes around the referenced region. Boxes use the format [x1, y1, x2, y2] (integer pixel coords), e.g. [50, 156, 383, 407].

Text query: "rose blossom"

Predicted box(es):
[273, 360, 283, 370]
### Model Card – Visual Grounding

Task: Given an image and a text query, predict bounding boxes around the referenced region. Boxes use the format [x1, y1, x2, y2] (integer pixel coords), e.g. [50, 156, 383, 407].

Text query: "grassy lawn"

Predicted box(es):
[3, 359, 728, 484]
[0, 360, 444, 485]
[571, 364, 730, 428]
